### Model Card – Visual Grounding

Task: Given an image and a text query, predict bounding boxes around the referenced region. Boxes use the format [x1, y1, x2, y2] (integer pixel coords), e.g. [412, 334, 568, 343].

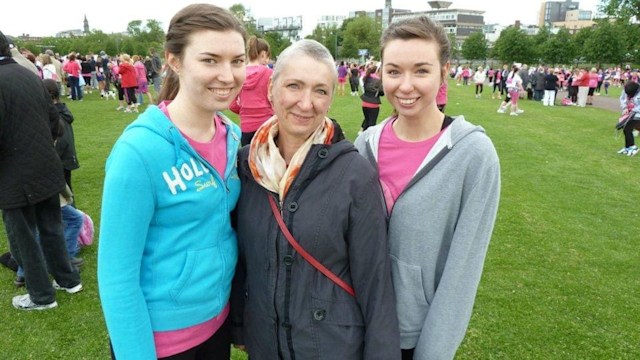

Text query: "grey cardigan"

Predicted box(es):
[355, 116, 501, 360]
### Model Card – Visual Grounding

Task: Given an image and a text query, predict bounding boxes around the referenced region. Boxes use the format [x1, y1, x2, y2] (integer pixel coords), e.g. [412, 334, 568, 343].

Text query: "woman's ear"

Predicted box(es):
[267, 78, 274, 104]
[166, 53, 180, 74]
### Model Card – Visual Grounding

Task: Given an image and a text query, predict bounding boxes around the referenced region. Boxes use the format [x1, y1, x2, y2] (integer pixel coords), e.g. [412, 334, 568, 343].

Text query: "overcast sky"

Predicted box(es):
[2, 0, 601, 38]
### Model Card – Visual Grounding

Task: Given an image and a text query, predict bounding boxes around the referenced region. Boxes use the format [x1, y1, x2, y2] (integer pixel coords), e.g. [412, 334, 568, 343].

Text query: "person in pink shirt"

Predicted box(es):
[63, 53, 83, 100]
[575, 68, 589, 107]
[587, 67, 599, 105]
[117, 54, 138, 113]
[132, 54, 154, 106]
[229, 35, 273, 146]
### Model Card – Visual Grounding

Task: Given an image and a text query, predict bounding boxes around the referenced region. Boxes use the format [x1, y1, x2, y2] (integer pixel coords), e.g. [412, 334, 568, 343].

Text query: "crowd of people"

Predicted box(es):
[9, 1, 634, 358]
[453, 63, 637, 107]
[11, 45, 164, 113]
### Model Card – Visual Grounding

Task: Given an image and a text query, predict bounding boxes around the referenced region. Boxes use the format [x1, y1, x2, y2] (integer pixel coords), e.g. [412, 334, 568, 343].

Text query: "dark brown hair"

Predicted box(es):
[247, 36, 270, 62]
[158, 3, 247, 103]
[380, 16, 451, 80]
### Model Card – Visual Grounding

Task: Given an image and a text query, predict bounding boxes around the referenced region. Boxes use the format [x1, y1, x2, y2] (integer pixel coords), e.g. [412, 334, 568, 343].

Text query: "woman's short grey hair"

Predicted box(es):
[272, 39, 337, 87]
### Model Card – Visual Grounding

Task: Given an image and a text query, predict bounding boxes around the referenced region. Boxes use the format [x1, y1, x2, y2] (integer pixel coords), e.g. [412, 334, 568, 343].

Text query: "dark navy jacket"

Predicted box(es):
[231, 138, 400, 360]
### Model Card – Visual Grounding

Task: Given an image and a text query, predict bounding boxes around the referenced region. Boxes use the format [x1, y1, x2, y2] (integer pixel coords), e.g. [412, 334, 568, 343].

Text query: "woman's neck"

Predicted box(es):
[392, 110, 444, 142]
[276, 134, 305, 165]
[167, 97, 216, 142]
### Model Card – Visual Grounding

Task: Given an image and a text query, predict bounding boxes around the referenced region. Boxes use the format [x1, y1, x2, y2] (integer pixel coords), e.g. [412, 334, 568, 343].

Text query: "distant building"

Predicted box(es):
[257, 16, 303, 42]
[56, 15, 90, 38]
[349, 7, 411, 29]
[552, 9, 594, 33]
[538, 0, 580, 27]
[56, 29, 85, 38]
[84, 14, 90, 34]
[391, 1, 485, 49]
[316, 15, 347, 29]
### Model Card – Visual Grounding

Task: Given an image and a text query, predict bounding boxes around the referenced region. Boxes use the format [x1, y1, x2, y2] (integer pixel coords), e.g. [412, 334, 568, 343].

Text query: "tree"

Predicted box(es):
[492, 26, 535, 64]
[126, 20, 144, 38]
[531, 26, 552, 64]
[264, 32, 291, 58]
[617, 19, 640, 65]
[585, 20, 625, 66]
[600, 0, 640, 20]
[540, 28, 577, 65]
[572, 26, 593, 66]
[340, 15, 381, 60]
[461, 31, 487, 64]
[306, 25, 339, 59]
[229, 3, 247, 22]
[448, 33, 460, 63]
[229, 3, 259, 36]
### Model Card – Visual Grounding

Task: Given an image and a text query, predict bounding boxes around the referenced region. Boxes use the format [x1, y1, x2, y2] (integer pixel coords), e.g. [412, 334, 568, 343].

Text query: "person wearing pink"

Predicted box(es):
[575, 68, 589, 107]
[117, 54, 138, 113]
[63, 53, 82, 100]
[229, 36, 273, 146]
[337, 61, 348, 95]
[587, 67, 599, 105]
[436, 80, 448, 112]
[133, 55, 154, 106]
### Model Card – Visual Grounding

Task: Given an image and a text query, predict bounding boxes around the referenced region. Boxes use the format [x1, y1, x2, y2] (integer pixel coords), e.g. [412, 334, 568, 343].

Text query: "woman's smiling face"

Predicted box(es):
[382, 38, 447, 121]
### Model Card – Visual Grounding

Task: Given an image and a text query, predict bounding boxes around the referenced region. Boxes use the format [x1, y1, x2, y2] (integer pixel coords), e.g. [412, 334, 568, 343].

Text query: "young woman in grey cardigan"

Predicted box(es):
[355, 16, 500, 360]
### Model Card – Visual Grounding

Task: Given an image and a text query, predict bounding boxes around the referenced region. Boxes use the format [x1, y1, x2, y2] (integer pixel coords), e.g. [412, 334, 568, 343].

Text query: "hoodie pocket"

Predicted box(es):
[390, 255, 429, 334]
[170, 246, 224, 309]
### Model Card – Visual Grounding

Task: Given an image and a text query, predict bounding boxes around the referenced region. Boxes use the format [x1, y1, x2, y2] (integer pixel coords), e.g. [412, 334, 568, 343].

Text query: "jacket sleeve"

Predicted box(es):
[97, 141, 157, 360]
[348, 166, 401, 360]
[414, 153, 500, 360]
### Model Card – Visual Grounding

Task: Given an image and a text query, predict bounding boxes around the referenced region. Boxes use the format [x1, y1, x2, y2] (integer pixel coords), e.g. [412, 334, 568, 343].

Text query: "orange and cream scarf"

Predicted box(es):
[249, 115, 334, 201]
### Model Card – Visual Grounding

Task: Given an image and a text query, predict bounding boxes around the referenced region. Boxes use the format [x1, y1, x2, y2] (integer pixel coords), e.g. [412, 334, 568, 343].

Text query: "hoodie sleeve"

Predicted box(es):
[98, 140, 157, 360]
[414, 144, 501, 360]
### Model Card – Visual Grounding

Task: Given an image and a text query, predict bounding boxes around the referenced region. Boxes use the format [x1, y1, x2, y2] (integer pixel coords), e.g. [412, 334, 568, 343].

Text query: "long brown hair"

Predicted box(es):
[247, 36, 270, 62]
[157, 3, 247, 103]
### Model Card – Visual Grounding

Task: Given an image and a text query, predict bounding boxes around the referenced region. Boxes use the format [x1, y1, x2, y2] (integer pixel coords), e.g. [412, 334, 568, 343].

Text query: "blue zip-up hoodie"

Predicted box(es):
[98, 105, 241, 360]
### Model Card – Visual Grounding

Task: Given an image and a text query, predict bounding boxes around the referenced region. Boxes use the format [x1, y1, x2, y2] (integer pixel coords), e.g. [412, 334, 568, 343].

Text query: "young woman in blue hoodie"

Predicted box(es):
[355, 16, 501, 360]
[98, 4, 246, 359]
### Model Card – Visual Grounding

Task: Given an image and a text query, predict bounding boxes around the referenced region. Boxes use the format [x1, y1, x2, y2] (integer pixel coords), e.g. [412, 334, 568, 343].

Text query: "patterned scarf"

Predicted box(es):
[249, 115, 334, 201]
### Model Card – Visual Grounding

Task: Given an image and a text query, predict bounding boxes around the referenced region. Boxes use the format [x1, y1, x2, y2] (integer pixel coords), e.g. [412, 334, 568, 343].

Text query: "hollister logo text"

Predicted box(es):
[162, 158, 213, 195]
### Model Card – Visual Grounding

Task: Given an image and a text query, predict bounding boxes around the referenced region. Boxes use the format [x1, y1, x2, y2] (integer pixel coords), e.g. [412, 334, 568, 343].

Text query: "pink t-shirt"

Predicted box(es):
[154, 305, 229, 358]
[159, 101, 228, 177]
[378, 119, 444, 213]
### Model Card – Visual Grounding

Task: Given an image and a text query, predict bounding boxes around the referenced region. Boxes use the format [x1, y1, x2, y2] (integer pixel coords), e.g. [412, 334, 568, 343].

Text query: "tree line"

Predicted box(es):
[14, 0, 639, 68]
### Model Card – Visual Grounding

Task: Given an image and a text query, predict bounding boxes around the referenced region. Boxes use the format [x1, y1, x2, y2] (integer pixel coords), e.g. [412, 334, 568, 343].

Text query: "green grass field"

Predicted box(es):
[0, 81, 638, 359]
